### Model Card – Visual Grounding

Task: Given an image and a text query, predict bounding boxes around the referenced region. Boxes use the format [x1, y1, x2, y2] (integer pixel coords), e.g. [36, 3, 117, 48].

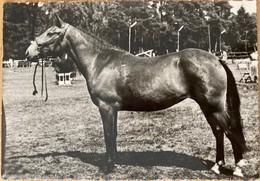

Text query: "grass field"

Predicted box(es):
[2, 63, 259, 180]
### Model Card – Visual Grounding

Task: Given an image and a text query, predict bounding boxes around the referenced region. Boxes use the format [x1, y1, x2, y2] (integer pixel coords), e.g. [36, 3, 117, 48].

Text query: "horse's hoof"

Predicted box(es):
[233, 167, 244, 177]
[211, 163, 220, 174]
[103, 162, 115, 174]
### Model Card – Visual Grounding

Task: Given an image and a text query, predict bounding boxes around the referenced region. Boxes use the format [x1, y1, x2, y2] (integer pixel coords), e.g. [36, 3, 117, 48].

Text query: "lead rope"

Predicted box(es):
[44, 57, 48, 102]
[33, 62, 39, 95]
[32, 58, 48, 102]
[41, 58, 44, 96]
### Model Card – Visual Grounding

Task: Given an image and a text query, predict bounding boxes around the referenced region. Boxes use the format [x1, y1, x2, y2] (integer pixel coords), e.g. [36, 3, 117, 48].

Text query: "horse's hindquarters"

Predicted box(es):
[177, 51, 227, 112]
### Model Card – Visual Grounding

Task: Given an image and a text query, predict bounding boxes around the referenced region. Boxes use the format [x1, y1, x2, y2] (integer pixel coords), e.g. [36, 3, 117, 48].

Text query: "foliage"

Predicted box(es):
[52, 55, 77, 75]
[3, 1, 258, 59]
[53, 59, 76, 74]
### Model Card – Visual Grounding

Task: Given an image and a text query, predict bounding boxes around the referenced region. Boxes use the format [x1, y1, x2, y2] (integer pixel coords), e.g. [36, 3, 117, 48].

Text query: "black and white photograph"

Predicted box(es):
[1, 0, 259, 179]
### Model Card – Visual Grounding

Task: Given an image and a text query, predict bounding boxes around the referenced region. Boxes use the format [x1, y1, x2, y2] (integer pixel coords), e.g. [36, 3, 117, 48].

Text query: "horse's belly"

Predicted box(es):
[120, 93, 187, 111]
[119, 74, 187, 111]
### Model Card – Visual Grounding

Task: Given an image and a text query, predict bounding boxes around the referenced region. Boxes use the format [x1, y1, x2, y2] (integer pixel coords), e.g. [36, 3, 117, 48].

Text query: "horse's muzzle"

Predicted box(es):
[25, 50, 43, 62]
[25, 41, 43, 62]
[26, 55, 40, 62]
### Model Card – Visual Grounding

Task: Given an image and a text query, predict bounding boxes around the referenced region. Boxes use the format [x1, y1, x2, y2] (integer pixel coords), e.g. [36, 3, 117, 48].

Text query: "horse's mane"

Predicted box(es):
[76, 27, 121, 52]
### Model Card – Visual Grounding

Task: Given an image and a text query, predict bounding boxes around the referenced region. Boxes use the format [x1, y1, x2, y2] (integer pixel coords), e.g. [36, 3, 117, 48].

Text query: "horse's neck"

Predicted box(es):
[66, 26, 98, 80]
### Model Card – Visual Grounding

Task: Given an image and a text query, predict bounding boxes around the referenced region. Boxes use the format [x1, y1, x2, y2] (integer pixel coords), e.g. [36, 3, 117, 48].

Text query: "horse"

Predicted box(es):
[25, 15, 247, 177]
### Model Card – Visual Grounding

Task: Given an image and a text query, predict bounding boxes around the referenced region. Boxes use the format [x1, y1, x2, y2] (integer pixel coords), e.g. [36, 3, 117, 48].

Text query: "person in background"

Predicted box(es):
[222, 50, 228, 63]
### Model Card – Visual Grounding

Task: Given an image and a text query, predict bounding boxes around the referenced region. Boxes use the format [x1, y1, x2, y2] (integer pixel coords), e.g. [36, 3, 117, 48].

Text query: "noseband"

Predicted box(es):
[35, 24, 70, 56]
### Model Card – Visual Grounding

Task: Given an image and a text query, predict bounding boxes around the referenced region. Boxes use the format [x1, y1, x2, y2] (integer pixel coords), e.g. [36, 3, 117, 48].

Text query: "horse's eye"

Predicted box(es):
[47, 32, 60, 36]
[47, 32, 54, 36]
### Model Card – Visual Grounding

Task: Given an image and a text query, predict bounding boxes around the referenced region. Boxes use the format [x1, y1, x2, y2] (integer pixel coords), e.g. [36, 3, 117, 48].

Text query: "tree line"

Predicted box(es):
[3, 1, 257, 59]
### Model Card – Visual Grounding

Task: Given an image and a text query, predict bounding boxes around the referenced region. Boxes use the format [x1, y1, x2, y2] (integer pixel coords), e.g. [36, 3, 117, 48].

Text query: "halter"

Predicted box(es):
[35, 24, 70, 56]
[32, 24, 69, 102]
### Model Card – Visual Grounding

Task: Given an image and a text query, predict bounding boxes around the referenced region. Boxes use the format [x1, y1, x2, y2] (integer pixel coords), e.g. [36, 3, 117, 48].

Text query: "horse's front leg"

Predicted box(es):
[99, 105, 118, 171]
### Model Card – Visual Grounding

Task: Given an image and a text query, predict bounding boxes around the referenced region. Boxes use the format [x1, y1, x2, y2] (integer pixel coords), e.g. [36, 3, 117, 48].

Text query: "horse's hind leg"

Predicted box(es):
[223, 116, 246, 177]
[203, 109, 245, 177]
[203, 111, 225, 174]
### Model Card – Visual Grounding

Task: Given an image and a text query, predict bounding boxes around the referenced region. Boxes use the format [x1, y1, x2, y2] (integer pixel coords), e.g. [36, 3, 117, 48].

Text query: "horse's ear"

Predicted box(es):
[54, 14, 65, 28]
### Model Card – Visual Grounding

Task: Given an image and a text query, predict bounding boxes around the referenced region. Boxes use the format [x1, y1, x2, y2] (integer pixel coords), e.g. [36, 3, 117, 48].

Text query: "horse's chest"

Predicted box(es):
[88, 69, 121, 106]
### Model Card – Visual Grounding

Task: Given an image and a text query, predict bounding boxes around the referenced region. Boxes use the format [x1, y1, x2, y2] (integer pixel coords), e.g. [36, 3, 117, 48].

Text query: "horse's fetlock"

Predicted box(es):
[217, 160, 225, 166]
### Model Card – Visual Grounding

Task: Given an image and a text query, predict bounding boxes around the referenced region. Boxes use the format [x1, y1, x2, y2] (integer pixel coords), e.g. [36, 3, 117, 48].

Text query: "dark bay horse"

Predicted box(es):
[25, 15, 247, 177]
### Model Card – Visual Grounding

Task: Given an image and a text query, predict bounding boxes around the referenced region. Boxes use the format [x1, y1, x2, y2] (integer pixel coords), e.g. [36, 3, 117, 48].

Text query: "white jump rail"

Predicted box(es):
[135, 49, 154, 57]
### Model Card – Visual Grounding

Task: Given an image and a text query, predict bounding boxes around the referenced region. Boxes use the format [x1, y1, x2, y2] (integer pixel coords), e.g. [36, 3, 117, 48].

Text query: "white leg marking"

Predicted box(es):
[233, 159, 246, 177]
[211, 163, 220, 174]
[237, 159, 247, 167]
[217, 160, 225, 166]
[233, 166, 244, 177]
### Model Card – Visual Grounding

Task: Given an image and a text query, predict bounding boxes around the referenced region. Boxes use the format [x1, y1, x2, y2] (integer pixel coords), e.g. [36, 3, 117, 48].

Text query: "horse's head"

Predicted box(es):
[25, 15, 70, 62]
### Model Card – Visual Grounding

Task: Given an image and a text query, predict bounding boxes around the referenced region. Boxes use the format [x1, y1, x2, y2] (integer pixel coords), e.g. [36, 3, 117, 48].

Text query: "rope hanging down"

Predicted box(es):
[32, 58, 48, 102]
[44, 57, 48, 102]
[41, 58, 44, 96]
[32, 62, 39, 96]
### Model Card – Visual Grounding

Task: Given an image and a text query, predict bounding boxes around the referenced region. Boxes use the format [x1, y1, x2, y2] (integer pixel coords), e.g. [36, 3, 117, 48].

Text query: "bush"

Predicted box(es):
[53, 56, 76, 73]
[53, 56, 77, 82]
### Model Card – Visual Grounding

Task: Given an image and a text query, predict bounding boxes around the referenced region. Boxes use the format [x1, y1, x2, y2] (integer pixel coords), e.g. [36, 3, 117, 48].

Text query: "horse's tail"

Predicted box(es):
[219, 60, 247, 153]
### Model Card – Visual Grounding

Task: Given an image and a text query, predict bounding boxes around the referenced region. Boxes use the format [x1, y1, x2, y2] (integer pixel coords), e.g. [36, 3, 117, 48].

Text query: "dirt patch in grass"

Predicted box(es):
[2, 66, 259, 180]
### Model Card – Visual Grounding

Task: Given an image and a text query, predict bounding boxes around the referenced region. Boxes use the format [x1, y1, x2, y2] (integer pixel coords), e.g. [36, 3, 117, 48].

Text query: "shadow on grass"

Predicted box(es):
[9, 151, 257, 178]
[10, 151, 208, 171]
[118, 151, 207, 170]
